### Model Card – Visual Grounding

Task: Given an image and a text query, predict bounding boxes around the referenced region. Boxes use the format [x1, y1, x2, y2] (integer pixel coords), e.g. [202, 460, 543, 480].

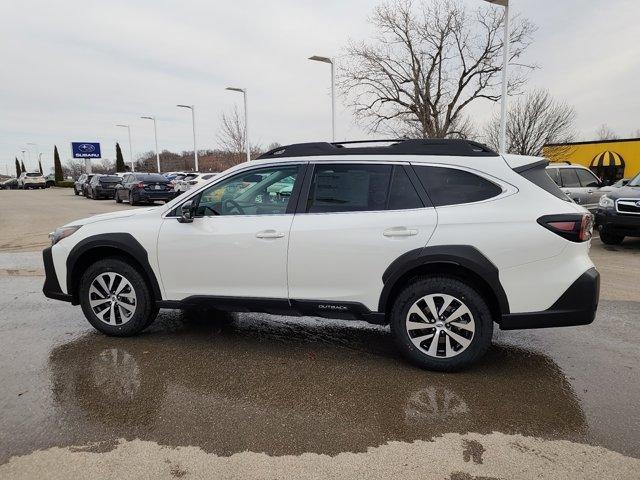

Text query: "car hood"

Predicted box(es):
[605, 186, 640, 200]
[63, 206, 157, 227]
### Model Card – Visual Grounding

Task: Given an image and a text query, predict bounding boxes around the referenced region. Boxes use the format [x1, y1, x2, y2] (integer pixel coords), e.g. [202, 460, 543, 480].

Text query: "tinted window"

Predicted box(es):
[196, 165, 299, 216]
[307, 164, 391, 213]
[559, 168, 580, 187]
[413, 166, 502, 206]
[26, 172, 41, 177]
[136, 174, 166, 182]
[521, 165, 570, 201]
[387, 166, 424, 210]
[546, 168, 560, 185]
[576, 169, 600, 188]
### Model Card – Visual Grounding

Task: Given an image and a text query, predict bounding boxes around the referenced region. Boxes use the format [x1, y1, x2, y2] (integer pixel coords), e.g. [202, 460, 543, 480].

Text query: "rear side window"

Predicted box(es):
[387, 166, 424, 210]
[413, 166, 502, 206]
[522, 165, 570, 201]
[307, 164, 391, 213]
[559, 168, 580, 187]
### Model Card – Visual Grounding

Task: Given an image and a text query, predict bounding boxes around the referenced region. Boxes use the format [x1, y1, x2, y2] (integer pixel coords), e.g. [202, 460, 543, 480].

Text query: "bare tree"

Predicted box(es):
[596, 124, 619, 141]
[340, 0, 536, 138]
[484, 89, 576, 157]
[217, 105, 247, 155]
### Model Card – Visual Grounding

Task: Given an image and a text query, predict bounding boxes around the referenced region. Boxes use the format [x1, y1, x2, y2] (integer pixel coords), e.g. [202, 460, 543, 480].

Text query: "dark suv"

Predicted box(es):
[595, 172, 640, 244]
[86, 174, 122, 200]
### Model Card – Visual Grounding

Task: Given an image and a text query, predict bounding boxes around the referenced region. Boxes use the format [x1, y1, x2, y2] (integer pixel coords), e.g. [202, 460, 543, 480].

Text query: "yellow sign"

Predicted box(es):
[543, 138, 640, 184]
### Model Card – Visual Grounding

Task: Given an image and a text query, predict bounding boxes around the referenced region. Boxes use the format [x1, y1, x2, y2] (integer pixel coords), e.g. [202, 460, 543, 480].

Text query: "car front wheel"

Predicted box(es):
[390, 276, 493, 372]
[599, 229, 624, 245]
[79, 258, 158, 336]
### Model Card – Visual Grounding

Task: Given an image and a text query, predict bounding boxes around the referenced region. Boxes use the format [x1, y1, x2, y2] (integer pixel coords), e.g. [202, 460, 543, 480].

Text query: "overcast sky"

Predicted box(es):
[2, 0, 639, 175]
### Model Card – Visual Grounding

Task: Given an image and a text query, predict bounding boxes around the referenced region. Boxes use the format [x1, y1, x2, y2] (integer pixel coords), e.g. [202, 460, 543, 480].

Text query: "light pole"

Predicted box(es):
[225, 87, 250, 162]
[177, 105, 198, 171]
[483, 0, 510, 153]
[141, 116, 161, 173]
[116, 124, 135, 172]
[21, 150, 26, 169]
[309, 55, 336, 142]
[27, 142, 38, 165]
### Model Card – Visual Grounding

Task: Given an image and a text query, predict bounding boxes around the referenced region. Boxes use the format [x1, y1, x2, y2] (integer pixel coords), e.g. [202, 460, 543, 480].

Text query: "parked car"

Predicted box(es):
[164, 172, 186, 181]
[74, 174, 94, 196]
[599, 178, 630, 193]
[174, 173, 209, 193]
[43, 139, 599, 372]
[545, 163, 605, 212]
[86, 174, 122, 200]
[114, 173, 175, 205]
[0, 177, 19, 190]
[595, 172, 640, 245]
[17, 172, 46, 189]
[45, 174, 56, 188]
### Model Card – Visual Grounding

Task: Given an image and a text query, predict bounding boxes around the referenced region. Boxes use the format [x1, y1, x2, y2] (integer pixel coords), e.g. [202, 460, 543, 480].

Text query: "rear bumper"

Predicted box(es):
[42, 247, 73, 302]
[135, 190, 176, 201]
[499, 267, 599, 330]
[595, 208, 640, 236]
[94, 186, 116, 197]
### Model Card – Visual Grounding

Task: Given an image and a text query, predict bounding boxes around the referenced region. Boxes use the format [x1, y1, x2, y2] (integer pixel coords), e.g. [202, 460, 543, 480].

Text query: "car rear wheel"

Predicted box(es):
[79, 258, 159, 336]
[74, 187, 79, 196]
[390, 276, 493, 372]
[115, 191, 122, 203]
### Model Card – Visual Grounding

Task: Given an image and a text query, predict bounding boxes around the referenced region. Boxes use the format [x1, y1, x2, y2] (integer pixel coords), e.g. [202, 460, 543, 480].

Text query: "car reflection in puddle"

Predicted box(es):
[46, 311, 587, 458]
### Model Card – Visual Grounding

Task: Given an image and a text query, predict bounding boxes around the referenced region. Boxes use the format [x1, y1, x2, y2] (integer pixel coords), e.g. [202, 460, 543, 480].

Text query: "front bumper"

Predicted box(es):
[595, 208, 640, 237]
[499, 267, 599, 330]
[42, 247, 73, 302]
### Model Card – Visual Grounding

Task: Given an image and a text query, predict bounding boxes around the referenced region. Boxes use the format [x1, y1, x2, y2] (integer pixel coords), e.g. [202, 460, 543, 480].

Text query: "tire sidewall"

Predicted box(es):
[79, 258, 155, 336]
[390, 276, 493, 371]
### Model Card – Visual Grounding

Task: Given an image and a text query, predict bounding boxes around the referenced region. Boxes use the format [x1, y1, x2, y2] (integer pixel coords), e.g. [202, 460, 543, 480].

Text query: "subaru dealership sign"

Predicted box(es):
[71, 142, 101, 159]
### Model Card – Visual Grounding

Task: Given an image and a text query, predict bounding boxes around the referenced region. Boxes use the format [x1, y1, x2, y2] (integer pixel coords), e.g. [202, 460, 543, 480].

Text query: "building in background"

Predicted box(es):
[543, 138, 640, 185]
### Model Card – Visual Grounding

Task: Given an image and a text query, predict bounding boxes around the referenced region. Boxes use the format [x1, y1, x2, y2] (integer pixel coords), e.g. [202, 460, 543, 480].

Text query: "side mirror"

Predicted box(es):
[177, 200, 195, 223]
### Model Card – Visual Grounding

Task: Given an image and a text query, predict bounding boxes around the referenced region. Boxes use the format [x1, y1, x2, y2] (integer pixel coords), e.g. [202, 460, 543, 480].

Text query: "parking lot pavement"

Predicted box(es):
[0, 195, 639, 478]
[0, 188, 142, 253]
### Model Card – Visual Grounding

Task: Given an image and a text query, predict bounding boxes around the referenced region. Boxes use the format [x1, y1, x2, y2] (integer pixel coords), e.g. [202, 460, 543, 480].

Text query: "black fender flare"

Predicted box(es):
[66, 233, 162, 301]
[378, 245, 510, 314]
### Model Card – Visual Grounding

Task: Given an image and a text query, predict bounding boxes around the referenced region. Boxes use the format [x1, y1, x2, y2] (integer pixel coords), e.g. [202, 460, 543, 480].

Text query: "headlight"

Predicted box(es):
[49, 225, 82, 245]
[599, 195, 614, 209]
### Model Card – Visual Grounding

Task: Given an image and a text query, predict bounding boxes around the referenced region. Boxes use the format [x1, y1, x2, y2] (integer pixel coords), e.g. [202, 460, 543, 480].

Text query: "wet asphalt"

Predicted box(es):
[0, 249, 639, 466]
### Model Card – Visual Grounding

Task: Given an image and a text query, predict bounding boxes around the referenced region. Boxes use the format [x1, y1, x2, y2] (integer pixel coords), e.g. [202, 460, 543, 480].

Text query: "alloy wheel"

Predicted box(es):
[405, 293, 475, 358]
[88, 272, 137, 325]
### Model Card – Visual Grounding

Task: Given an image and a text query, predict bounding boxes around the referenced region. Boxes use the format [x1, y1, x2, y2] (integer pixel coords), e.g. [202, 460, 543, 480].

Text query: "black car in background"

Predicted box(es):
[0, 178, 18, 190]
[595, 172, 640, 245]
[74, 174, 94, 196]
[86, 174, 122, 200]
[115, 173, 175, 205]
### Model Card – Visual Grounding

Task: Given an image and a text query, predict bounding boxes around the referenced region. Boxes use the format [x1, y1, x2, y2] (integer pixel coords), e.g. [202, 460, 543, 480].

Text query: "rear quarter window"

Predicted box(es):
[413, 166, 502, 206]
[523, 165, 571, 201]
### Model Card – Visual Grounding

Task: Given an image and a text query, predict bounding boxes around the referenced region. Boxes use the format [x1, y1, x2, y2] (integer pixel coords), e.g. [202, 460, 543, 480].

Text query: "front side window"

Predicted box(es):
[559, 168, 580, 188]
[576, 169, 600, 188]
[413, 166, 502, 206]
[195, 165, 299, 216]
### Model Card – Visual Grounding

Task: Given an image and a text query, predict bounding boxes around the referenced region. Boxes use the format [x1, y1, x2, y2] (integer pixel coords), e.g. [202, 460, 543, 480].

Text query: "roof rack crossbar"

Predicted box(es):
[257, 139, 498, 159]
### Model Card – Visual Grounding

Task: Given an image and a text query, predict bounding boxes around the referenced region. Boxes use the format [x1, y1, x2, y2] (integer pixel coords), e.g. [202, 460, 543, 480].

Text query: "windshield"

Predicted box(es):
[628, 173, 640, 187]
[100, 175, 121, 182]
[26, 173, 42, 177]
[136, 174, 167, 182]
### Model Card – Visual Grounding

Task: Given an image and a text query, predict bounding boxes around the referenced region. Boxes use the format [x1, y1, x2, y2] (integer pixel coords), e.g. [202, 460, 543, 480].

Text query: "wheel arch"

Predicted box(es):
[66, 233, 162, 304]
[379, 245, 509, 322]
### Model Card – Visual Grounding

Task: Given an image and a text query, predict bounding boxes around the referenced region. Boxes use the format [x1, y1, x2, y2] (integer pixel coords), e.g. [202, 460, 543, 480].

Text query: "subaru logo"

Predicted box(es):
[78, 143, 95, 153]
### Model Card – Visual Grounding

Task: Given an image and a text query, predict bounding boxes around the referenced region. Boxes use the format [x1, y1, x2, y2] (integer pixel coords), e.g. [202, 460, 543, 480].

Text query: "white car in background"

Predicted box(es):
[174, 173, 219, 193]
[18, 172, 46, 189]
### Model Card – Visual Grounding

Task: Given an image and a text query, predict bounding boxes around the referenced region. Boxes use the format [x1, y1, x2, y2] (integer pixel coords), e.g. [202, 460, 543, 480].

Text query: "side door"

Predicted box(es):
[157, 163, 305, 300]
[558, 168, 588, 207]
[575, 168, 603, 211]
[287, 162, 437, 312]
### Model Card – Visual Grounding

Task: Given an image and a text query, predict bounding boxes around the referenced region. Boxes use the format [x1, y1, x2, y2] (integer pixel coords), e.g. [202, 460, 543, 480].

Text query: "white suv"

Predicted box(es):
[42, 140, 600, 371]
[18, 172, 46, 189]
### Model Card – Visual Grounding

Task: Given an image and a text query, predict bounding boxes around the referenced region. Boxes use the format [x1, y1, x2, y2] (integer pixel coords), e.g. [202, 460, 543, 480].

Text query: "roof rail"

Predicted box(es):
[257, 139, 499, 159]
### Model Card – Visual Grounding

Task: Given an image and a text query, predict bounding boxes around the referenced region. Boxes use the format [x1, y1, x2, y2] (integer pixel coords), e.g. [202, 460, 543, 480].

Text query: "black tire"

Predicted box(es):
[74, 188, 79, 196]
[599, 229, 624, 245]
[129, 191, 138, 206]
[115, 191, 122, 203]
[390, 276, 493, 372]
[79, 257, 159, 336]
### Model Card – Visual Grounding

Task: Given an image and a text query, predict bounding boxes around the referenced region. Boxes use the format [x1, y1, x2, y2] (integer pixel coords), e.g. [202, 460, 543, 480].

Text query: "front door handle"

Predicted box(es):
[256, 230, 285, 239]
[383, 227, 418, 237]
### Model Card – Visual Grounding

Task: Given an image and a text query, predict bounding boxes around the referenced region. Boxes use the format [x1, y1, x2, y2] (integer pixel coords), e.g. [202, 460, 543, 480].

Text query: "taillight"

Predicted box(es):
[537, 214, 593, 242]
[167, 182, 174, 188]
[135, 182, 145, 189]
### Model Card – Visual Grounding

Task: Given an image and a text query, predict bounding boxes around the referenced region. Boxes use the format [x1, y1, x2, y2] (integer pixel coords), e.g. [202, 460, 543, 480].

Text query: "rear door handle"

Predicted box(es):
[383, 227, 418, 237]
[256, 230, 285, 239]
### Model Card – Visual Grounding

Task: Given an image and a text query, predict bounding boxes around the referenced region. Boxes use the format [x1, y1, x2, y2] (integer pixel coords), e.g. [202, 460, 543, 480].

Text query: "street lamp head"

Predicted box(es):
[483, 0, 508, 6]
[225, 87, 245, 93]
[116, 124, 129, 128]
[309, 55, 333, 64]
[176, 104, 193, 109]
[141, 116, 154, 120]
